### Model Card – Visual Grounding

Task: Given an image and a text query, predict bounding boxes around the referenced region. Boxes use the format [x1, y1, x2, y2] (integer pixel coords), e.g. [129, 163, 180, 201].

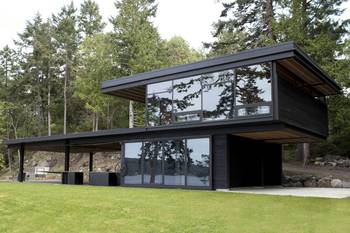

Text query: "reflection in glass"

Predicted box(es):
[186, 138, 210, 186]
[175, 113, 201, 123]
[203, 81, 234, 121]
[235, 64, 271, 106]
[163, 140, 186, 185]
[124, 142, 143, 184]
[147, 92, 172, 126]
[237, 105, 270, 117]
[148, 81, 172, 94]
[201, 70, 233, 85]
[173, 76, 201, 114]
[143, 141, 162, 184]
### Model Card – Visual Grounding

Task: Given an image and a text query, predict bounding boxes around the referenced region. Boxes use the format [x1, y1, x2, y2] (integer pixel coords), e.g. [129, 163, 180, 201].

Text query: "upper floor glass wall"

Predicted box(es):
[146, 63, 271, 127]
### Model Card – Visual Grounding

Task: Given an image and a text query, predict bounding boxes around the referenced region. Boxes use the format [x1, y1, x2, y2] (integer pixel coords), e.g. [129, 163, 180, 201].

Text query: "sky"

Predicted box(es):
[0, 0, 349, 50]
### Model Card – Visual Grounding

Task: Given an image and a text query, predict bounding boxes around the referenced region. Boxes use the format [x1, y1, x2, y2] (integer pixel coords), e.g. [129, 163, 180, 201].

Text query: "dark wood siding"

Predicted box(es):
[278, 77, 328, 137]
[212, 135, 230, 189]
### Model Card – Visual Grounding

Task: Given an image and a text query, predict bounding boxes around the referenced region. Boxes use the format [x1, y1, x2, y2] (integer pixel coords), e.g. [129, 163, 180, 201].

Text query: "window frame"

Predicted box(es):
[121, 135, 212, 190]
[145, 62, 273, 127]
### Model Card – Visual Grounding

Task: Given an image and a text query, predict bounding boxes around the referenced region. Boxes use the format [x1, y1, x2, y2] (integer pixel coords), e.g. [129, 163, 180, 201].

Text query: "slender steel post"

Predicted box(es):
[64, 141, 70, 172]
[89, 152, 94, 172]
[18, 144, 25, 182]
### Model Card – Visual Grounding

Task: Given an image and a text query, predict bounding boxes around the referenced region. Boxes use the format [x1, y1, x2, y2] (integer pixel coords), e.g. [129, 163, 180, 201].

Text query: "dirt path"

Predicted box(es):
[283, 162, 350, 182]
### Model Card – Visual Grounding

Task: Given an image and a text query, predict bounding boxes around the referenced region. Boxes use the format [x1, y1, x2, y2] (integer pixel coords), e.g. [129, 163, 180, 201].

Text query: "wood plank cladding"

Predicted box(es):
[234, 128, 321, 144]
[109, 86, 146, 102]
[212, 134, 230, 189]
[277, 58, 336, 96]
[278, 77, 328, 138]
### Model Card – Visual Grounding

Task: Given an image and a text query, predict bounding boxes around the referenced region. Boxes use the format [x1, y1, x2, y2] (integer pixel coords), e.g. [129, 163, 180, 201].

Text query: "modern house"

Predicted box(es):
[5, 42, 340, 189]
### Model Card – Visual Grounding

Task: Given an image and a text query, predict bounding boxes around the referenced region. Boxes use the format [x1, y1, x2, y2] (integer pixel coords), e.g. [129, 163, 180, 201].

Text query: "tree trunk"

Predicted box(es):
[303, 143, 310, 167]
[64, 60, 69, 135]
[129, 100, 134, 128]
[264, 0, 276, 41]
[296, 143, 310, 165]
[95, 113, 99, 131]
[47, 74, 51, 136]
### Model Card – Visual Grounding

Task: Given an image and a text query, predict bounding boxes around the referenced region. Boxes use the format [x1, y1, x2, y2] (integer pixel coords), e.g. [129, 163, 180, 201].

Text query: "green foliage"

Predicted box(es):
[78, 0, 105, 37]
[209, 0, 350, 157]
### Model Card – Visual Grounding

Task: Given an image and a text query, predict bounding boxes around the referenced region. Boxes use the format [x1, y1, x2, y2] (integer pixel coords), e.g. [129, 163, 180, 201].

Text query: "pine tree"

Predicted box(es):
[110, 0, 163, 128]
[52, 2, 80, 134]
[78, 0, 105, 37]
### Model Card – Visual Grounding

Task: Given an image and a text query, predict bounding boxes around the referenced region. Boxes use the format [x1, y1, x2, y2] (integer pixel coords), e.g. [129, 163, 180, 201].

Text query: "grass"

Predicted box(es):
[0, 183, 349, 233]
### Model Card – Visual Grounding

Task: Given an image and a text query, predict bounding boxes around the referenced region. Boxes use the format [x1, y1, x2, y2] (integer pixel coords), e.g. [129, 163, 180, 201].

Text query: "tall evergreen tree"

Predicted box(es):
[52, 2, 80, 134]
[110, 0, 163, 128]
[78, 0, 105, 37]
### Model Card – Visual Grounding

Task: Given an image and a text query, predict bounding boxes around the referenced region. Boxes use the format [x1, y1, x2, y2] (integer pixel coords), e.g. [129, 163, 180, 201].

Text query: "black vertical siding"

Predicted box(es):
[278, 77, 328, 137]
[212, 134, 230, 189]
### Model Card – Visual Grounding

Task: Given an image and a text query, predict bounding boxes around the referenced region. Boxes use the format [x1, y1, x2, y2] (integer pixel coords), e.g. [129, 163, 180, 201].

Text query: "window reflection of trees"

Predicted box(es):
[235, 64, 271, 116]
[146, 63, 272, 125]
[202, 70, 235, 121]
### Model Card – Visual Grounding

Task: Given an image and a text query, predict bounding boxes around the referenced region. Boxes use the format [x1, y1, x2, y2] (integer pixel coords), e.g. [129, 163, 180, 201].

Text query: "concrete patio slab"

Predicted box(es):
[218, 187, 350, 199]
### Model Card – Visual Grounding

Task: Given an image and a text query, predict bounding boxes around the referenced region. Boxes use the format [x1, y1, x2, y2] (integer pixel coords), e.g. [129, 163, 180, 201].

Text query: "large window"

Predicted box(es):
[163, 140, 186, 185]
[123, 137, 210, 188]
[146, 63, 272, 126]
[143, 141, 162, 184]
[186, 138, 210, 186]
[124, 142, 143, 184]
[235, 64, 271, 117]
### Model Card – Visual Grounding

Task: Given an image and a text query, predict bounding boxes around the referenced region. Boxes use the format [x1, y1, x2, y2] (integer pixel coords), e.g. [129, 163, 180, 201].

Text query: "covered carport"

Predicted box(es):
[5, 130, 124, 184]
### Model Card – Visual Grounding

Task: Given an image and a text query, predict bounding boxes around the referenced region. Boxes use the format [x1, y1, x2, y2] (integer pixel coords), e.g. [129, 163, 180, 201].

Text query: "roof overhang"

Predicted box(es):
[5, 120, 326, 152]
[101, 42, 341, 102]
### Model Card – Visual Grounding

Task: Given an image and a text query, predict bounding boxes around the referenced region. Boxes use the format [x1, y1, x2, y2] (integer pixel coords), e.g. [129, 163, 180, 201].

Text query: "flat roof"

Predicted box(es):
[5, 118, 326, 152]
[101, 42, 341, 100]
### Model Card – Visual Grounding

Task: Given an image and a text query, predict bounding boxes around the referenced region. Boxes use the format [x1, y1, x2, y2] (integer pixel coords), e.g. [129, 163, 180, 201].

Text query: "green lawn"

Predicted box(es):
[0, 183, 349, 233]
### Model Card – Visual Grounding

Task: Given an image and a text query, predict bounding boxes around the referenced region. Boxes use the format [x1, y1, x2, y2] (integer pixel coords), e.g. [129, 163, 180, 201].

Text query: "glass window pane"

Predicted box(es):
[173, 76, 201, 114]
[175, 113, 201, 123]
[163, 140, 186, 186]
[147, 92, 172, 126]
[186, 138, 210, 187]
[124, 142, 142, 184]
[237, 105, 271, 117]
[235, 63, 271, 106]
[143, 141, 163, 184]
[147, 81, 172, 94]
[201, 70, 234, 85]
[203, 82, 234, 121]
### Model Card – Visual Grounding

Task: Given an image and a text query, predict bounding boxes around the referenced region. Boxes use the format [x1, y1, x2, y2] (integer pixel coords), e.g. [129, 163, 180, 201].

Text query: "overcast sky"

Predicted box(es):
[0, 0, 349, 50]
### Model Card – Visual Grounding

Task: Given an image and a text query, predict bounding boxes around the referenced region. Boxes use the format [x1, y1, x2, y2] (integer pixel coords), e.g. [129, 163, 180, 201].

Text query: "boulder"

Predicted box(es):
[318, 176, 332, 187]
[330, 179, 343, 188]
[304, 178, 318, 187]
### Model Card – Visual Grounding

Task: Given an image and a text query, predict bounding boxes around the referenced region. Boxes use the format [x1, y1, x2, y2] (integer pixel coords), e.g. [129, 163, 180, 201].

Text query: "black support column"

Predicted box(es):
[212, 134, 230, 190]
[89, 152, 94, 172]
[18, 144, 25, 182]
[64, 140, 70, 172]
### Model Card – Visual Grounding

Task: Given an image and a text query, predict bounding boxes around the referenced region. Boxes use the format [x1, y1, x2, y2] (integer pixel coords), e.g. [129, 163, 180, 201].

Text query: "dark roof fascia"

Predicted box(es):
[101, 42, 297, 93]
[101, 42, 341, 94]
[5, 117, 277, 146]
[292, 44, 341, 92]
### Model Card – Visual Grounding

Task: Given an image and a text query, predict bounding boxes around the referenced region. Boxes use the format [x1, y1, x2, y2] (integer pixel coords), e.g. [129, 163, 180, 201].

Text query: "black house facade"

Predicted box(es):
[5, 42, 340, 190]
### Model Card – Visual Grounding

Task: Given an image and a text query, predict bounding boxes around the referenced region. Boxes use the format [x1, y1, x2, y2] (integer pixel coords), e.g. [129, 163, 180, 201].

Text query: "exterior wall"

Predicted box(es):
[278, 77, 328, 137]
[211, 135, 282, 189]
[212, 135, 230, 189]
